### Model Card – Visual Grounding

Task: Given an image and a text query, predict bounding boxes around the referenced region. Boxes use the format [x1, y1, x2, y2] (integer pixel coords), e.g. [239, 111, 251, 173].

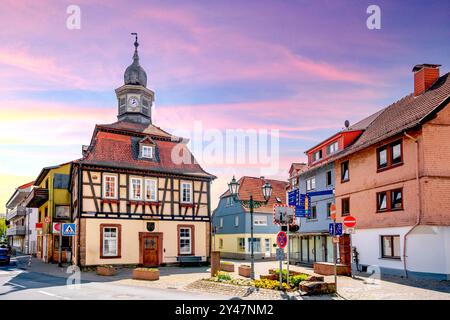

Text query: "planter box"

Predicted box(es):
[96, 266, 117, 276]
[314, 262, 351, 276]
[220, 262, 235, 272]
[238, 266, 251, 278]
[260, 274, 277, 280]
[299, 281, 336, 295]
[132, 269, 160, 281]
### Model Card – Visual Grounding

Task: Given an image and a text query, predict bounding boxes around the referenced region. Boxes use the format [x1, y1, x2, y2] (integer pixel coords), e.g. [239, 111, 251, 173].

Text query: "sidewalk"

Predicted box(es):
[224, 259, 450, 300]
[12, 254, 210, 290]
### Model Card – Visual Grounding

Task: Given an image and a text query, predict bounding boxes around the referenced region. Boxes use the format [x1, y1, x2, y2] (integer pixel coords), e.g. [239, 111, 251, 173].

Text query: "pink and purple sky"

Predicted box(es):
[0, 0, 449, 209]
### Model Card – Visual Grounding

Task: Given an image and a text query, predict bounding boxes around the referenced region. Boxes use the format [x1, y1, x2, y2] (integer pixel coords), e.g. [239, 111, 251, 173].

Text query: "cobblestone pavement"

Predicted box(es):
[11, 255, 450, 300]
[185, 280, 339, 300]
[225, 260, 450, 300]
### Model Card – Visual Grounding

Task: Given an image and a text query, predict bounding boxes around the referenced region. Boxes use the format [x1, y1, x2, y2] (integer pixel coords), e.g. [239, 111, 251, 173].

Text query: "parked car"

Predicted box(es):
[0, 247, 11, 265]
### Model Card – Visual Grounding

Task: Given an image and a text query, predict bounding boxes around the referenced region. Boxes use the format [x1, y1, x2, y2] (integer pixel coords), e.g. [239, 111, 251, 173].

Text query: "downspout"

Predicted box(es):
[403, 132, 421, 278]
[207, 180, 212, 263]
[77, 164, 82, 268]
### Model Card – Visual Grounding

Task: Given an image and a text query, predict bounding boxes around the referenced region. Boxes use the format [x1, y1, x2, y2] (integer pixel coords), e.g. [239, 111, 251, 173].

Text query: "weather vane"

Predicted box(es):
[131, 32, 138, 48]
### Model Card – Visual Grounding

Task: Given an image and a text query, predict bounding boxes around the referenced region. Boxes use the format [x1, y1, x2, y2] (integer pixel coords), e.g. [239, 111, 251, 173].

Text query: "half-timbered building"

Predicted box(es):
[70, 36, 215, 267]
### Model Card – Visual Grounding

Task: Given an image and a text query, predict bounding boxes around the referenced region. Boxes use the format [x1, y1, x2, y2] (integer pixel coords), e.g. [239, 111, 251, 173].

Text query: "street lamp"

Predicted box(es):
[228, 176, 272, 280]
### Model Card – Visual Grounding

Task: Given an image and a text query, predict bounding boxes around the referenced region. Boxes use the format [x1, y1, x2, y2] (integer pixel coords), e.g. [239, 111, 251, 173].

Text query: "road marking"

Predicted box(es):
[8, 282, 26, 288]
[38, 290, 71, 300]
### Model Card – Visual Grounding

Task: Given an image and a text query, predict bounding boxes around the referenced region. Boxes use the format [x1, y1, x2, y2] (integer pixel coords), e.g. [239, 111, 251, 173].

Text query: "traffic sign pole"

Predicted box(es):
[333, 217, 337, 291]
[287, 227, 290, 284]
[329, 203, 337, 292]
[58, 223, 63, 267]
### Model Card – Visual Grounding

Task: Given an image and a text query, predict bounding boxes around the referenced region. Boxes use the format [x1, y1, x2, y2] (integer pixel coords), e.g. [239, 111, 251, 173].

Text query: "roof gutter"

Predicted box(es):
[402, 132, 422, 278]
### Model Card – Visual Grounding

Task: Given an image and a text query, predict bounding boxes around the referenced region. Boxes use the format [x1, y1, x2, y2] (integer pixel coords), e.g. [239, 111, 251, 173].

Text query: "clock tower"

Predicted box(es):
[116, 33, 154, 124]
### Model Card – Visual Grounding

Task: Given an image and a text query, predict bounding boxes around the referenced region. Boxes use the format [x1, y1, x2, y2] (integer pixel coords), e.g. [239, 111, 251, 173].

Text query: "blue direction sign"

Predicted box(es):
[297, 194, 311, 218]
[329, 223, 343, 236]
[62, 223, 76, 236]
[288, 189, 312, 218]
[288, 189, 298, 207]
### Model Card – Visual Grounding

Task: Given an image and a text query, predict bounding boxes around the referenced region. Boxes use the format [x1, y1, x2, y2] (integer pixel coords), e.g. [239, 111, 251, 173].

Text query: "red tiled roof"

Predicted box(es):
[299, 72, 450, 170]
[18, 181, 35, 190]
[221, 176, 288, 213]
[345, 72, 450, 153]
[96, 121, 175, 140]
[80, 120, 215, 179]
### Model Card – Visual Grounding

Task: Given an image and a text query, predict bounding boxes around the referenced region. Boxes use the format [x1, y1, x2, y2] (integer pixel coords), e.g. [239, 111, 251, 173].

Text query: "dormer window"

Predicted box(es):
[312, 150, 322, 162]
[141, 145, 153, 158]
[138, 136, 157, 160]
[327, 141, 339, 155]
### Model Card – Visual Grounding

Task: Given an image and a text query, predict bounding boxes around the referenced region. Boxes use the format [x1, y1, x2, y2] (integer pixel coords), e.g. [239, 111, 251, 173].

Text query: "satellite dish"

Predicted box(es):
[344, 120, 350, 128]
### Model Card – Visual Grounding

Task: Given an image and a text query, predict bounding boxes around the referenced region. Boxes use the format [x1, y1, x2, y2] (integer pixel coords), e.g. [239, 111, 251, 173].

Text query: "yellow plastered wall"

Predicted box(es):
[212, 233, 277, 255]
[84, 218, 208, 266]
[37, 163, 71, 222]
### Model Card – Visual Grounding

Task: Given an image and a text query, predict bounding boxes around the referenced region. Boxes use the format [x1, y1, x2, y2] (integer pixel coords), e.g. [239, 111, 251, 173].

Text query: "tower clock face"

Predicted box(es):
[128, 96, 139, 108]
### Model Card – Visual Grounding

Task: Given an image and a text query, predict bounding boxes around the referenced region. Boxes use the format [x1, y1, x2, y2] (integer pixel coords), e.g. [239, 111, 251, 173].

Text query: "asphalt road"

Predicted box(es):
[0, 259, 232, 300]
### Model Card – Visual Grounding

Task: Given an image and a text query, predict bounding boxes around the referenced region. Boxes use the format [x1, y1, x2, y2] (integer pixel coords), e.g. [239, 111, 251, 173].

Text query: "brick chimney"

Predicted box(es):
[412, 64, 441, 97]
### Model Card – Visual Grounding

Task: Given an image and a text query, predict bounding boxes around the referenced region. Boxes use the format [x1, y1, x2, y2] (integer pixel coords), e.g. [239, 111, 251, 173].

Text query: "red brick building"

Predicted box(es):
[332, 64, 450, 279]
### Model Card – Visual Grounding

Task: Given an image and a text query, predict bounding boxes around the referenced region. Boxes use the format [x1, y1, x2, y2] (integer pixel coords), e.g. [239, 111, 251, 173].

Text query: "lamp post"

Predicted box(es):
[228, 176, 272, 280]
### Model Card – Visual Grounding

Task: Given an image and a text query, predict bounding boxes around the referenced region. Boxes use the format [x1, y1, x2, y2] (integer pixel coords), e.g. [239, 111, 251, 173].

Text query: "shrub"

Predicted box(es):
[289, 274, 309, 288]
[217, 271, 232, 281]
[240, 264, 251, 268]
[220, 261, 233, 265]
[134, 267, 158, 272]
[253, 279, 290, 291]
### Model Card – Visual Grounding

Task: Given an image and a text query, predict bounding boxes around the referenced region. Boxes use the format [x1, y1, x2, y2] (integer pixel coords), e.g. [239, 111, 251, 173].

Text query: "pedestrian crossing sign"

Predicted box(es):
[62, 223, 76, 236]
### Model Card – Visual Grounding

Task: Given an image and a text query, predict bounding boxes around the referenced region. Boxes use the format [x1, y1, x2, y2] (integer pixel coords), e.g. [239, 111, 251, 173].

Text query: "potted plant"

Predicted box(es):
[220, 261, 235, 272]
[238, 264, 251, 278]
[132, 267, 160, 281]
[96, 265, 118, 276]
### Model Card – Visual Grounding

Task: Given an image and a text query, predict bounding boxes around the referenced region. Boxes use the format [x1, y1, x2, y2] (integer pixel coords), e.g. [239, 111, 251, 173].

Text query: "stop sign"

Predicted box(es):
[343, 216, 356, 228]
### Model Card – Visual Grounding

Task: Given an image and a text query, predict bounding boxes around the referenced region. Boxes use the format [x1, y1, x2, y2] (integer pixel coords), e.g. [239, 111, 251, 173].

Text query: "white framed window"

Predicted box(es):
[141, 145, 153, 159]
[130, 177, 143, 200]
[312, 150, 322, 162]
[306, 177, 316, 191]
[145, 178, 157, 201]
[234, 215, 239, 227]
[219, 217, 224, 228]
[226, 197, 233, 207]
[247, 238, 261, 252]
[254, 215, 267, 226]
[103, 175, 117, 199]
[181, 181, 193, 203]
[102, 227, 118, 257]
[327, 141, 339, 154]
[179, 227, 192, 254]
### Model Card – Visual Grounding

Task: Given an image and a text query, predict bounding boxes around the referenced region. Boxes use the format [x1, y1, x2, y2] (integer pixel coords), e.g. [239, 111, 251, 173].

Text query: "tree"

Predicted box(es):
[0, 218, 6, 241]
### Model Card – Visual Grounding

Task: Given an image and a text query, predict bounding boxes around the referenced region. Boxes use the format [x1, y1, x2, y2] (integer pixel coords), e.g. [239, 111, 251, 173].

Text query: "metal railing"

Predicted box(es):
[6, 206, 27, 221]
[6, 225, 27, 236]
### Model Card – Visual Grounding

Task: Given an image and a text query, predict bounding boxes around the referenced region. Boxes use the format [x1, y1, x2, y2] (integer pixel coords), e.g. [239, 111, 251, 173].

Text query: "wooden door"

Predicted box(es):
[142, 235, 159, 267]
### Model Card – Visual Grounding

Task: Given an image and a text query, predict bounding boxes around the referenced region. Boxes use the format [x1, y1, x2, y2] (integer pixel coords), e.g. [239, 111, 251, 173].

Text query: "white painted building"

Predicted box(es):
[5, 181, 38, 255]
[352, 226, 450, 280]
